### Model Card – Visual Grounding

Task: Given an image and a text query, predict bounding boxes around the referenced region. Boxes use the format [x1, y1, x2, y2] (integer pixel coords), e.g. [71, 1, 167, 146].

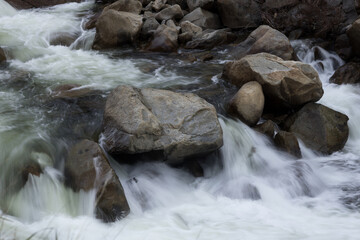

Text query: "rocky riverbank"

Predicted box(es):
[2, 0, 358, 223]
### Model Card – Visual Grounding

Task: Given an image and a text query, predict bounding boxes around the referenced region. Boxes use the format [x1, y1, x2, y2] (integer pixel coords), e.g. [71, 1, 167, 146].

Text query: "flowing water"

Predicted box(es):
[1, 2, 360, 240]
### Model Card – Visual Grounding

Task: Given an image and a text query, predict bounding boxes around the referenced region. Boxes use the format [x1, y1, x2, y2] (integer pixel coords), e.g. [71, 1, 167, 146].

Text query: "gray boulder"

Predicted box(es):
[65, 140, 130, 222]
[103, 0, 143, 14]
[141, 17, 160, 38]
[228, 81, 264, 126]
[180, 7, 221, 29]
[93, 10, 143, 50]
[153, 0, 167, 11]
[223, 53, 323, 110]
[283, 103, 349, 154]
[185, 29, 229, 49]
[101, 85, 223, 164]
[155, 4, 184, 21]
[180, 21, 202, 36]
[217, 0, 261, 29]
[147, 24, 178, 52]
[233, 25, 294, 60]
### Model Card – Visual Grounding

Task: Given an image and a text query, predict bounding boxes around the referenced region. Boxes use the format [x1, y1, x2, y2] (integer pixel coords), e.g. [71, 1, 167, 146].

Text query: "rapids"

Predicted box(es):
[1, 1, 360, 240]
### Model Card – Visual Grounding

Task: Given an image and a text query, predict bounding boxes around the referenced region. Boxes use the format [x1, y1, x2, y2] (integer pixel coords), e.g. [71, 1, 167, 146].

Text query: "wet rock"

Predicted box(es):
[330, 62, 360, 85]
[274, 131, 302, 158]
[183, 160, 204, 177]
[0, 48, 6, 63]
[228, 81, 264, 126]
[178, 32, 193, 44]
[185, 29, 229, 49]
[217, 0, 261, 29]
[233, 25, 294, 60]
[101, 85, 223, 164]
[5, 0, 80, 9]
[103, 0, 143, 14]
[21, 162, 43, 185]
[253, 120, 277, 138]
[155, 4, 183, 21]
[153, 0, 167, 11]
[147, 24, 178, 52]
[49, 33, 78, 46]
[283, 103, 349, 154]
[50, 84, 95, 99]
[347, 19, 360, 57]
[93, 10, 143, 50]
[65, 140, 130, 222]
[187, 0, 214, 11]
[335, 34, 352, 60]
[222, 53, 323, 111]
[141, 17, 160, 38]
[180, 7, 221, 29]
[84, 13, 101, 30]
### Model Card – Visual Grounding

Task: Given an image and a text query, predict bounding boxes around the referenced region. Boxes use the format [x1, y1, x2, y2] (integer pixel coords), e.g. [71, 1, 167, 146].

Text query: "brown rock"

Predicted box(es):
[0, 48, 6, 63]
[103, 0, 143, 14]
[180, 7, 221, 29]
[330, 62, 360, 85]
[347, 19, 360, 57]
[228, 81, 264, 126]
[153, 0, 167, 11]
[65, 140, 130, 222]
[253, 120, 277, 138]
[147, 24, 178, 52]
[274, 131, 302, 158]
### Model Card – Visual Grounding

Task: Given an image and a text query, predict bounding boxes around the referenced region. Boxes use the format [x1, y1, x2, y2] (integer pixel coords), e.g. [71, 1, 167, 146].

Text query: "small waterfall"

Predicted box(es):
[0, 0, 16, 17]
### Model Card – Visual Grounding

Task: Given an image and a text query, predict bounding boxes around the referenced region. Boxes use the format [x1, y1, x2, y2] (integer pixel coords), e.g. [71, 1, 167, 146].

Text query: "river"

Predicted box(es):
[1, 1, 360, 239]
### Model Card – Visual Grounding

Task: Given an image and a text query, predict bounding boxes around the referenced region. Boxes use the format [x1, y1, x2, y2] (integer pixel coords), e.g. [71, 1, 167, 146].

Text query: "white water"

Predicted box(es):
[1, 2, 360, 240]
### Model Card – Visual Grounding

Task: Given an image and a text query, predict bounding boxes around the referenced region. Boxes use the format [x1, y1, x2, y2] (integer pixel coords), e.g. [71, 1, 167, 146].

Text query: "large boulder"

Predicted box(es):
[347, 19, 360, 57]
[101, 85, 223, 164]
[180, 7, 221, 29]
[228, 81, 264, 126]
[274, 131, 301, 158]
[155, 4, 184, 21]
[187, 0, 215, 11]
[65, 140, 130, 222]
[103, 0, 143, 14]
[180, 21, 202, 36]
[233, 25, 294, 60]
[147, 24, 178, 52]
[141, 17, 160, 38]
[93, 10, 143, 50]
[217, 0, 262, 29]
[253, 120, 277, 138]
[222, 53, 323, 110]
[283, 103, 349, 154]
[330, 62, 360, 84]
[0, 48, 6, 63]
[5, 0, 80, 9]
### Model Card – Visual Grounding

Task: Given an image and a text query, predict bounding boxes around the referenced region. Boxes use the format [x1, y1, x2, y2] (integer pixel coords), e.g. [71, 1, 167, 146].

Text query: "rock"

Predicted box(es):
[180, 7, 221, 29]
[103, 0, 143, 14]
[155, 4, 183, 21]
[21, 162, 42, 186]
[185, 29, 229, 49]
[264, 0, 299, 9]
[217, 0, 261, 29]
[50, 84, 94, 99]
[167, 0, 187, 9]
[253, 120, 277, 138]
[183, 160, 204, 177]
[233, 25, 294, 60]
[180, 21, 202, 36]
[178, 32, 193, 44]
[187, 0, 214, 11]
[283, 103, 349, 154]
[347, 19, 360, 57]
[329, 62, 360, 84]
[101, 85, 223, 164]
[153, 0, 166, 11]
[274, 131, 302, 158]
[222, 53, 323, 110]
[84, 13, 101, 30]
[65, 140, 130, 222]
[0, 48, 6, 63]
[335, 34, 352, 60]
[228, 81, 264, 126]
[49, 33, 78, 46]
[147, 24, 178, 52]
[166, 20, 180, 32]
[5, 0, 80, 9]
[141, 17, 160, 38]
[93, 10, 143, 50]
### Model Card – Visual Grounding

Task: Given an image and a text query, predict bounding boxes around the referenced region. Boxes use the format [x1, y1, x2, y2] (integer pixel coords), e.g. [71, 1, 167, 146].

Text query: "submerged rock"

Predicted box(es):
[283, 103, 349, 154]
[330, 62, 360, 85]
[93, 10, 143, 50]
[223, 53, 323, 111]
[274, 131, 302, 158]
[0, 48, 6, 63]
[233, 25, 294, 60]
[228, 81, 264, 126]
[65, 140, 130, 222]
[101, 85, 223, 164]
